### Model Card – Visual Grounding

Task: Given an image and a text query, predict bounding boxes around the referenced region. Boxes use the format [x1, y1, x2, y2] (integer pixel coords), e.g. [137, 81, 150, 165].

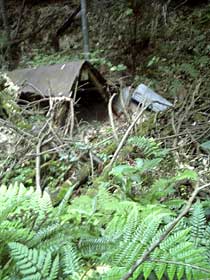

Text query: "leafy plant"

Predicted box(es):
[0, 137, 209, 280]
[89, 49, 127, 72]
[25, 50, 77, 67]
[80, 205, 210, 280]
[0, 183, 82, 279]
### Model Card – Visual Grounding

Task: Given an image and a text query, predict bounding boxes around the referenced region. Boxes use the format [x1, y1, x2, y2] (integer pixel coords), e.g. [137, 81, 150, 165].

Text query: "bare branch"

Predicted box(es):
[108, 93, 119, 143]
[106, 103, 148, 171]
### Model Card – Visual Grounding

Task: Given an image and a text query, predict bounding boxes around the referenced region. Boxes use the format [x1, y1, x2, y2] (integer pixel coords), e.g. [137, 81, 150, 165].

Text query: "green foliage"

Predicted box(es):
[89, 49, 127, 72]
[2, 163, 35, 186]
[80, 205, 210, 280]
[189, 203, 210, 254]
[9, 242, 59, 280]
[24, 50, 78, 67]
[179, 63, 199, 79]
[0, 183, 82, 279]
[0, 74, 21, 120]
[0, 137, 209, 280]
[128, 136, 168, 159]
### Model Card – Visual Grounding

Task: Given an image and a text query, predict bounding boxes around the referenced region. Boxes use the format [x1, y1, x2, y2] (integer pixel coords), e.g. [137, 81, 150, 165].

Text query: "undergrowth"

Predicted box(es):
[0, 136, 209, 279]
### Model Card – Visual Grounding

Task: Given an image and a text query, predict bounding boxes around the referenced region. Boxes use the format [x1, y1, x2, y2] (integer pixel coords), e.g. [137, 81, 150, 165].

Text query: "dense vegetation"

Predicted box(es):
[0, 140, 210, 279]
[0, 0, 210, 279]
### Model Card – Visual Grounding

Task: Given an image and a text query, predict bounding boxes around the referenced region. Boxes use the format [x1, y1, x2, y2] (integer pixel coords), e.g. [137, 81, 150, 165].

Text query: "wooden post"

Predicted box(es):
[80, 0, 89, 60]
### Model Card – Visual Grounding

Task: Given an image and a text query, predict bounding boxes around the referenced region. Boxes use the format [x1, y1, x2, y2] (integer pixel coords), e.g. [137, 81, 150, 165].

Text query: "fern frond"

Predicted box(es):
[128, 136, 168, 159]
[40, 251, 52, 278]
[150, 227, 210, 280]
[80, 235, 119, 256]
[190, 203, 206, 246]
[122, 206, 140, 243]
[112, 213, 164, 267]
[98, 207, 210, 280]
[9, 242, 60, 280]
[0, 220, 31, 244]
[48, 254, 59, 280]
[9, 242, 42, 279]
[205, 224, 210, 260]
[37, 232, 68, 254]
[29, 223, 61, 247]
[99, 267, 125, 280]
[96, 187, 120, 212]
[33, 189, 52, 212]
[62, 244, 81, 276]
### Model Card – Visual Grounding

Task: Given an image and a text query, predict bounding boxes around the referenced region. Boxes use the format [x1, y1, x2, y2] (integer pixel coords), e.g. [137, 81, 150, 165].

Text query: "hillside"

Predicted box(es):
[0, 1, 210, 279]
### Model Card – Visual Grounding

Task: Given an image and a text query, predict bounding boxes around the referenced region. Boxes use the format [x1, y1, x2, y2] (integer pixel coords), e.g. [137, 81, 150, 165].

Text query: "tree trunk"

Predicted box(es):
[80, 0, 89, 60]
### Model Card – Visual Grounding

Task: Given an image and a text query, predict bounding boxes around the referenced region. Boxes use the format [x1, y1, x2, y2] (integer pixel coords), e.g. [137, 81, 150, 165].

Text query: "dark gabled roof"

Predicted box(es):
[7, 60, 107, 99]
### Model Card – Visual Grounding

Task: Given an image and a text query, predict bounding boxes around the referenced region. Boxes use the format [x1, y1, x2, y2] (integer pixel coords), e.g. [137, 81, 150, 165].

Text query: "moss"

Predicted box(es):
[101, 142, 117, 156]
[135, 114, 156, 135]
[77, 163, 90, 182]
[51, 182, 71, 206]
[117, 145, 134, 162]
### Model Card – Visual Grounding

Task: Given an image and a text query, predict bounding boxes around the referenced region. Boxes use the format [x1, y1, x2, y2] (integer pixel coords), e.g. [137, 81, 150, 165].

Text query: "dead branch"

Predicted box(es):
[69, 98, 75, 138]
[35, 121, 51, 193]
[106, 103, 148, 171]
[10, 13, 58, 46]
[108, 93, 119, 143]
[35, 136, 43, 193]
[89, 151, 94, 177]
[121, 182, 210, 280]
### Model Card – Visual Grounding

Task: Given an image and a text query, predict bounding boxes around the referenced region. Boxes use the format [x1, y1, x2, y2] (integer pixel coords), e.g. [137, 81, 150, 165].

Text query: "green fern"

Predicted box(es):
[190, 203, 206, 246]
[80, 235, 120, 256]
[82, 207, 210, 280]
[9, 242, 59, 280]
[0, 183, 83, 279]
[128, 136, 168, 159]
[62, 244, 81, 276]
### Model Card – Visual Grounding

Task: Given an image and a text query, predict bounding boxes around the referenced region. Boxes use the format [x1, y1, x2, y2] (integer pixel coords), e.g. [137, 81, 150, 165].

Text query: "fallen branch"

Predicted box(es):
[106, 103, 148, 171]
[121, 182, 210, 280]
[35, 137, 43, 193]
[35, 121, 51, 193]
[108, 93, 119, 143]
[35, 134, 47, 194]
[69, 98, 75, 138]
